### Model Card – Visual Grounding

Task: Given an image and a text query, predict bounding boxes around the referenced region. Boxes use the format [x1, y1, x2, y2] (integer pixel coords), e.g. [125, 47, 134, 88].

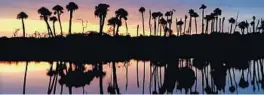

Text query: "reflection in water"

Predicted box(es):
[0, 59, 264, 94]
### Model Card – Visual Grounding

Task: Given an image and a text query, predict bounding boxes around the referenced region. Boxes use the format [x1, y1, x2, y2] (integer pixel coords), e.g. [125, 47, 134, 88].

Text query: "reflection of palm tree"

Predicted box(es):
[38, 7, 53, 37]
[139, 7, 146, 36]
[228, 69, 235, 93]
[66, 2, 79, 35]
[52, 5, 64, 36]
[137, 61, 140, 88]
[17, 12, 28, 37]
[23, 61, 29, 94]
[50, 16, 58, 36]
[94, 4, 110, 35]
[228, 17, 236, 34]
[239, 70, 249, 88]
[115, 8, 128, 35]
[112, 62, 120, 94]
[199, 4, 207, 34]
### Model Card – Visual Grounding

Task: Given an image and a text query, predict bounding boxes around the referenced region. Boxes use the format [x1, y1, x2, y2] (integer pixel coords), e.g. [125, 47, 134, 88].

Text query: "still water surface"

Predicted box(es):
[0, 59, 263, 94]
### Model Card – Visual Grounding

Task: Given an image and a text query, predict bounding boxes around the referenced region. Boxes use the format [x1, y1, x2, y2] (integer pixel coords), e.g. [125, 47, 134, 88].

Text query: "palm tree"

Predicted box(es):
[38, 7, 53, 37]
[251, 16, 256, 33]
[228, 17, 236, 34]
[159, 17, 167, 36]
[199, 4, 207, 34]
[152, 12, 159, 36]
[149, 10, 152, 36]
[193, 12, 199, 34]
[139, 7, 146, 36]
[184, 15, 188, 34]
[23, 61, 29, 94]
[204, 14, 213, 34]
[66, 2, 79, 35]
[222, 17, 225, 33]
[50, 16, 58, 36]
[245, 20, 249, 33]
[115, 8, 128, 35]
[238, 21, 247, 34]
[108, 17, 121, 36]
[177, 19, 184, 36]
[214, 8, 222, 32]
[17, 12, 28, 37]
[95, 4, 110, 35]
[157, 12, 163, 36]
[52, 5, 64, 36]
[188, 9, 195, 35]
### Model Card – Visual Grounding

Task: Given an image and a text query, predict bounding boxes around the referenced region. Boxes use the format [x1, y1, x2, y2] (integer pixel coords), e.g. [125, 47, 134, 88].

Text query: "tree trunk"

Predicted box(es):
[230, 24, 233, 34]
[53, 22, 56, 36]
[45, 19, 53, 37]
[202, 9, 205, 34]
[137, 25, 139, 37]
[113, 24, 116, 36]
[195, 18, 198, 34]
[205, 20, 209, 34]
[215, 16, 218, 32]
[149, 10, 152, 36]
[184, 18, 187, 34]
[222, 18, 225, 33]
[99, 62, 104, 94]
[58, 14, 63, 36]
[142, 13, 145, 36]
[69, 11, 73, 35]
[189, 17, 192, 35]
[125, 21, 128, 35]
[154, 19, 157, 36]
[23, 62, 29, 94]
[219, 18, 222, 33]
[22, 19, 26, 37]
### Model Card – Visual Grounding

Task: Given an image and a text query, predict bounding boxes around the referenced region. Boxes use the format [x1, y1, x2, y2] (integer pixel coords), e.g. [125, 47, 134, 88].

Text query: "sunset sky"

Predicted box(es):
[0, 0, 264, 37]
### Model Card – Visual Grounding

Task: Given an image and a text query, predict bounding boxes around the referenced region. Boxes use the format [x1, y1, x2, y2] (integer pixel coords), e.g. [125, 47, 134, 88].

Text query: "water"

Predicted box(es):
[0, 59, 263, 94]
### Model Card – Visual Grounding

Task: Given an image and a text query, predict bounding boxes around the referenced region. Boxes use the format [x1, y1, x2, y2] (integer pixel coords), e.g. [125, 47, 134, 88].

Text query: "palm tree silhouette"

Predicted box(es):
[204, 15, 213, 34]
[95, 4, 110, 35]
[199, 4, 207, 34]
[238, 21, 247, 34]
[108, 17, 121, 36]
[184, 15, 188, 34]
[17, 12, 28, 37]
[213, 8, 222, 32]
[228, 17, 236, 34]
[38, 7, 53, 37]
[157, 12, 163, 36]
[23, 61, 29, 94]
[52, 5, 64, 36]
[149, 10, 152, 36]
[245, 20, 249, 33]
[192, 12, 199, 34]
[177, 19, 184, 36]
[159, 17, 167, 37]
[115, 8, 128, 35]
[66, 2, 79, 35]
[139, 7, 146, 36]
[251, 16, 256, 33]
[188, 9, 195, 35]
[152, 12, 159, 36]
[50, 16, 58, 36]
[221, 17, 225, 33]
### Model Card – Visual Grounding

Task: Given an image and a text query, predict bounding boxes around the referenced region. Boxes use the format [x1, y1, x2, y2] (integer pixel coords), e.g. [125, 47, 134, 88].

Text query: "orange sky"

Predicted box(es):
[1, 0, 264, 37]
